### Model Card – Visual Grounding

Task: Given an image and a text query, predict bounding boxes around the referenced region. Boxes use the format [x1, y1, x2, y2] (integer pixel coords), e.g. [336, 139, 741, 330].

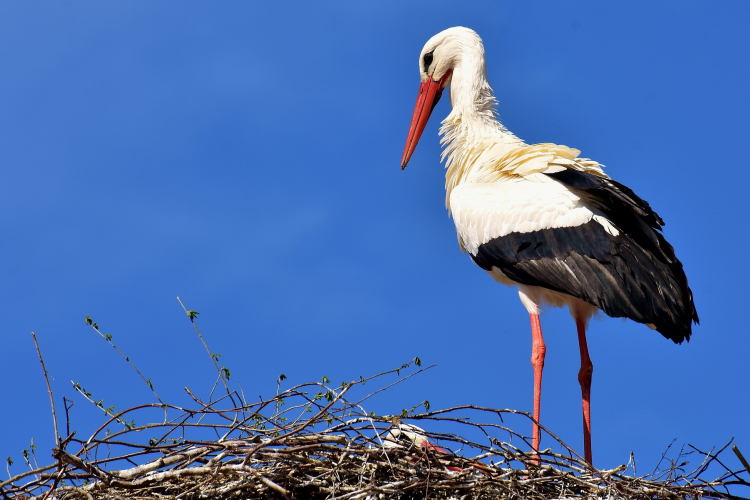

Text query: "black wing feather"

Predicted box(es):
[471, 169, 699, 344]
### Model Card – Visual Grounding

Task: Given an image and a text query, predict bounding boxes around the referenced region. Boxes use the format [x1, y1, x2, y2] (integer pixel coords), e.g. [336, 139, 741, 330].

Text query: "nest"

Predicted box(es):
[4, 312, 750, 499]
[3, 361, 750, 500]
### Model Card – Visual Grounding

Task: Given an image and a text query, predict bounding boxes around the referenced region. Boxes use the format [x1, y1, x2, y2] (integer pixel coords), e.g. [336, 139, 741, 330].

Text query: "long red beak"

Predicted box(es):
[401, 71, 451, 170]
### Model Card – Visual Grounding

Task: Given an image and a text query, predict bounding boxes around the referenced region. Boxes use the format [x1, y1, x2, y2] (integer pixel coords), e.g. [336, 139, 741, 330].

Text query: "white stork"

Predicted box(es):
[401, 27, 699, 465]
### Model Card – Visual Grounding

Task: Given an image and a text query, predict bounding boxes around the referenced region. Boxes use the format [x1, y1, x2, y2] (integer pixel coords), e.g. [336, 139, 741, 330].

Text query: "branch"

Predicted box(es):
[31, 332, 59, 446]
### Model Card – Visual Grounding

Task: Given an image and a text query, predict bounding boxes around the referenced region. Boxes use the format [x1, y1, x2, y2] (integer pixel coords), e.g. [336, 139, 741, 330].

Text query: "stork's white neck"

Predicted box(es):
[438, 51, 524, 209]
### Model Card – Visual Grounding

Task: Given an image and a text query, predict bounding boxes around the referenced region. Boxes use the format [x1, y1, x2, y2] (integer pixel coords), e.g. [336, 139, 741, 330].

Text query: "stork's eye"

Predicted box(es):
[423, 51, 434, 73]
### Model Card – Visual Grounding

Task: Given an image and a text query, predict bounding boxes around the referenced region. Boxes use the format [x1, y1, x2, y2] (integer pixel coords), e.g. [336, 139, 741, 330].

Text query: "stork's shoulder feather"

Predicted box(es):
[487, 143, 607, 179]
[445, 141, 607, 206]
[448, 142, 612, 254]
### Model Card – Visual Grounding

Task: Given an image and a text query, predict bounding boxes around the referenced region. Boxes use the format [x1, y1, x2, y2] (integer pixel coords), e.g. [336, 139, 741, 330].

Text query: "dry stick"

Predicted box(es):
[415, 405, 588, 469]
[31, 332, 59, 446]
[80, 403, 194, 449]
[689, 441, 740, 484]
[41, 465, 67, 500]
[0, 464, 57, 490]
[88, 323, 164, 405]
[238, 381, 249, 408]
[351, 364, 437, 407]
[63, 397, 75, 438]
[247, 467, 291, 500]
[71, 382, 134, 431]
[55, 486, 94, 500]
[30, 438, 40, 471]
[734, 445, 750, 478]
[241, 382, 354, 467]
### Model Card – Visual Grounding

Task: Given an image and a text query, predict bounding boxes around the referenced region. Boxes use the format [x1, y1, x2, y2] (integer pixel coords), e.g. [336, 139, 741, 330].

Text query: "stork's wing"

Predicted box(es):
[450, 172, 698, 343]
[545, 168, 665, 254]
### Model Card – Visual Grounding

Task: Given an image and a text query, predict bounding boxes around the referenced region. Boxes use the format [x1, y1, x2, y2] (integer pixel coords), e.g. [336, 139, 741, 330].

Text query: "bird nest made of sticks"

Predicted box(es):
[5, 310, 750, 500]
[4, 359, 750, 500]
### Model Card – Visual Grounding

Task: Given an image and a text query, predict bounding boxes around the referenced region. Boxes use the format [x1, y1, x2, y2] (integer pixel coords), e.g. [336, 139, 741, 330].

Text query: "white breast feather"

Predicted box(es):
[450, 174, 599, 255]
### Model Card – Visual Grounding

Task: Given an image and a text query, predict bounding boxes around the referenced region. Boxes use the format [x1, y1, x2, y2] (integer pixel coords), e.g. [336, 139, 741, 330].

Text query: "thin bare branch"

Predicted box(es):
[176, 296, 237, 407]
[85, 320, 164, 405]
[31, 332, 59, 446]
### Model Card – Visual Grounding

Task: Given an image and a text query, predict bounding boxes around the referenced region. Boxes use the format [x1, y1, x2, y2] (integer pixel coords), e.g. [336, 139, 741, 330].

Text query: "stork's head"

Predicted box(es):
[401, 27, 484, 169]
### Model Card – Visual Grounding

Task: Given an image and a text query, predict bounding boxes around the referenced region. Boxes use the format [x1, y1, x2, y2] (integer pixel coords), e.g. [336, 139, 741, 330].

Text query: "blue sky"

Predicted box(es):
[2, 1, 749, 476]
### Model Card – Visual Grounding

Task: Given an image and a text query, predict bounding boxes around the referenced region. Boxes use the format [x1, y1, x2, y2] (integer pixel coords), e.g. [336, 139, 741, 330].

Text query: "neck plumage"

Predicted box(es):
[439, 52, 523, 208]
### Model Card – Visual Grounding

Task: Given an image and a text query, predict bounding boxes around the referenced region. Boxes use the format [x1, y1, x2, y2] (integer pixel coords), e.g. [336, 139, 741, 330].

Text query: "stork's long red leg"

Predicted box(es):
[529, 312, 546, 463]
[575, 316, 593, 464]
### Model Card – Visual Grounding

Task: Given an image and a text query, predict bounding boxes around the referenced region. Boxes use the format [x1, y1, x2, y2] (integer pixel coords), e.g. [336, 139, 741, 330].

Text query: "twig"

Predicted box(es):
[31, 332, 59, 446]
[30, 438, 40, 470]
[86, 319, 164, 405]
[71, 381, 133, 430]
[241, 382, 354, 466]
[247, 466, 291, 500]
[176, 297, 236, 406]
[63, 396, 75, 438]
[351, 364, 437, 407]
[0, 463, 56, 490]
[734, 445, 750, 477]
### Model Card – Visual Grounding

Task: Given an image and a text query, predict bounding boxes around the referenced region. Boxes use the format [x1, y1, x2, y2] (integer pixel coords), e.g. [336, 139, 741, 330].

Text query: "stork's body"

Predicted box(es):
[401, 27, 698, 465]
